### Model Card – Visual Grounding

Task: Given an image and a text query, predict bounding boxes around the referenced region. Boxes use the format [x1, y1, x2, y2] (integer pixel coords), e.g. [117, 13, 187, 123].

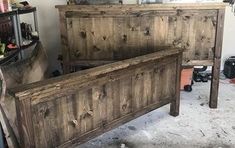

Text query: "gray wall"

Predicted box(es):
[23, 0, 235, 71]
[21, 0, 66, 73]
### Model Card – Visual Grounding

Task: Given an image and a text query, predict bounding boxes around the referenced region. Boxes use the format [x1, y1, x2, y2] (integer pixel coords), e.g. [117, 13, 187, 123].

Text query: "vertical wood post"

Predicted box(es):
[59, 11, 70, 74]
[15, 98, 35, 148]
[170, 54, 182, 116]
[209, 9, 225, 108]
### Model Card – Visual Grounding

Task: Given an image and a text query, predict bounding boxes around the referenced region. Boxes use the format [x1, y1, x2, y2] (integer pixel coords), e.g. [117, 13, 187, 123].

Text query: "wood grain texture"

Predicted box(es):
[58, 6, 220, 70]
[56, 4, 225, 110]
[9, 49, 182, 148]
[210, 9, 225, 108]
[15, 99, 35, 148]
[55, 3, 227, 11]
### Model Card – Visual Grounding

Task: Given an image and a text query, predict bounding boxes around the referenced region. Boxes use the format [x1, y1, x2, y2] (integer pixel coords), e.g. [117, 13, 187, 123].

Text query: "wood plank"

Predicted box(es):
[153, 16, 168, 48]
[143, 70, 152, 106]
[132, 69, 144, 110]
[15, 99, 35, 147]
[112, 17, 132, 59]
[90, 17, 114, 60]
[183, 14, 196, 62]
[119, 77, 132, 115]
[170, 54, 182, 116]
[112, 80, 120, 120]
[151, 66, 160, 104]
[59, 11, 70, 73]
[10, 48, 182, 99]
[183, 60, 214, 66]
[56, 3, 227, 11]
[105, 82, 114, 122]
[32, 99, 58, 147]
[66, 60, 116, 67]
[79, 89, 93, 134]
[92, 85, 107, 128]
[210, 9, 225, 108]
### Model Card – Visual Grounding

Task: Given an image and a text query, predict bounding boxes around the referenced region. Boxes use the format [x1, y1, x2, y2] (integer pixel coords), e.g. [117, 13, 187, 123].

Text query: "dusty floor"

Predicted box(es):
[79, 80, 235, 148]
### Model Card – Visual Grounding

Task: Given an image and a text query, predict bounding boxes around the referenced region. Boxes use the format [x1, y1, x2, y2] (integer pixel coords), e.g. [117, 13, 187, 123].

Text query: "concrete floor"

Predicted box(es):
[79, 80, 235, 148]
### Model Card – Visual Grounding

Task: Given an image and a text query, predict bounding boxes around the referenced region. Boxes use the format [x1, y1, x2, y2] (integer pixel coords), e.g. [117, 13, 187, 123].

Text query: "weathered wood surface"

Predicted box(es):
[7, 48, 182, 148]
[55, 3, 227, 10]
[209, 9, 225, 108]
[56, 3, 226, 68]
[56, 3, 226, 109]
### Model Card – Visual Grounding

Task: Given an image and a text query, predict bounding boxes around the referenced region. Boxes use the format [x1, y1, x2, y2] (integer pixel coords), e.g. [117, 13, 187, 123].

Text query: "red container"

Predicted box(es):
[180, 68, 193, 90]
[0, 0, 8, 13]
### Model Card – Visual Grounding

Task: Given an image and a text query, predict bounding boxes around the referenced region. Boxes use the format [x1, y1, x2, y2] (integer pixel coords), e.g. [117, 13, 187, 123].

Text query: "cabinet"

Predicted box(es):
[0, 7, 39, 65]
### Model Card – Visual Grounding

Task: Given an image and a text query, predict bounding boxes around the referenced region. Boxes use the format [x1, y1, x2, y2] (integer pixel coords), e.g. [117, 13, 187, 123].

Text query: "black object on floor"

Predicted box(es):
[193, 66, 210, 83]
[223, 56, 235, 79]
[184, 85, 192, 92]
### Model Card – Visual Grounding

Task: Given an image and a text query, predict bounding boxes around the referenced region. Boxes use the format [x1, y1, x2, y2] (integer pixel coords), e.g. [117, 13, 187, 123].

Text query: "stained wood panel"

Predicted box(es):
[65, 9, 217, 66]
[10, 49, 182, 148]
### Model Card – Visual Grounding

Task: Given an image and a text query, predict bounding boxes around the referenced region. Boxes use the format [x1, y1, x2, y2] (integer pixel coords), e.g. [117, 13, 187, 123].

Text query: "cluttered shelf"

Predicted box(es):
[0, 4, 39, 65]
[0, 39, 39, 65]
[0, 48, 20, 65]
[20, 39, 39, 49]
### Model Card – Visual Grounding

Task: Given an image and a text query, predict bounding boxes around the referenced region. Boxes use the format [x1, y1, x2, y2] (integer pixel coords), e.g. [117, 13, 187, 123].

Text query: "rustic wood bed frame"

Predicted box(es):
[1, 48, 182, 148]
[56, 3, 226, 109]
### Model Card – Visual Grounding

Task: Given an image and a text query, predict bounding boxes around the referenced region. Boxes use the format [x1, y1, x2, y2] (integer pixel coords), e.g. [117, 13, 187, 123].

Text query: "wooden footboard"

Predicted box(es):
[8, 48, 182, 148]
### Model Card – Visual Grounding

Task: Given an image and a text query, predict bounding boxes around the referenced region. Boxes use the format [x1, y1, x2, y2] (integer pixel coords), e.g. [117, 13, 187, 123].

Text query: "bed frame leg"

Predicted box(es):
[170, 97, 180, 117]
[209, 9, 225, 109]
[170, 55, 182, 117]
[209, 59, 220, 109]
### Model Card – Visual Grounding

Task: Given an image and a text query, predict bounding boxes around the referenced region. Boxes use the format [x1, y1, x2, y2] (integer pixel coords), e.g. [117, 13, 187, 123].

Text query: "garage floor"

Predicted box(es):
[79, 80, 235, 148]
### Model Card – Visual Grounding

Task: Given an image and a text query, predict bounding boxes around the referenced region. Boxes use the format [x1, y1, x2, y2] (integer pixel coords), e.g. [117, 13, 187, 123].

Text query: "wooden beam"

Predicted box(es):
[183, 60, 214, 66]
[10, 48, 183, 99]
[67, 60, 116, 67]
[170, 54, 182, 117]
[209, 9, 225, 109]
[55, 3, 227, 11]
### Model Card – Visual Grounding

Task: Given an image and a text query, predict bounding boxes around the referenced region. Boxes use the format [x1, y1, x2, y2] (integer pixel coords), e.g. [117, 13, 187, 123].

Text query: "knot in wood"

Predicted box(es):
[144, 27, 150, 36]
[102, 120, 108, 129]
[74, 50, 81, 57]
[80, 31, 87, 38]
[176, 9, 183, 16]
[39, 107, 50, 118]
[93, 45, 101, 52]
[122, 35, 127, 42]
[122, 104, 127, 111]
[71, 119, 79, 128]
[100, 11, 106, 15]
[81, 109, 93, 119]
